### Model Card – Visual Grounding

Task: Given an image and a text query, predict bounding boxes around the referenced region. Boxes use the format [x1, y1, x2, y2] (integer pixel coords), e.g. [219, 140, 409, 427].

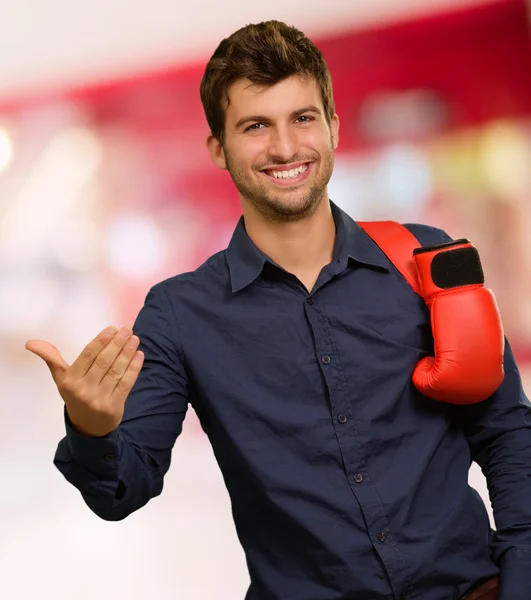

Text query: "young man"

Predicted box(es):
[26, 20, 530, 600]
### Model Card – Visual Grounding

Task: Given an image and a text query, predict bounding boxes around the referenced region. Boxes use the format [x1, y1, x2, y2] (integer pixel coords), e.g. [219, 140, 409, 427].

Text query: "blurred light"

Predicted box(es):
[479, 122, 531, 198]
[107, 213, 167, 281]
[429, 130, 484, 192]
[0, 126, 102, 265]
[0, 127, 13, 174]
[359, 88, 448, 142]
[377, 144, 433, 210]
[50, 215, 103, 272]
[0, 271, 59, 334]
[328, 155, 366, 217]
[0, 2, 37, 44]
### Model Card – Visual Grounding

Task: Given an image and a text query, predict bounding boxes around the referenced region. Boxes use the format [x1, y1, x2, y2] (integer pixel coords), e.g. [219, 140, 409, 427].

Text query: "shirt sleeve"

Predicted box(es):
[53, 281, 190, 521]
[404, 222, 531, 599]
[458, 342, 531, 599]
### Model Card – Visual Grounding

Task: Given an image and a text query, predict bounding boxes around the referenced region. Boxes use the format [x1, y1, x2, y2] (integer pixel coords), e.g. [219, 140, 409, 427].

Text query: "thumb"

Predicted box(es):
[25, 339, 69, 384]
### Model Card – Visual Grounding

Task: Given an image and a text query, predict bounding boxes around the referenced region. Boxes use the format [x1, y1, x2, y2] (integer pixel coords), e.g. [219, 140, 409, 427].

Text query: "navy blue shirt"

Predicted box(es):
[55, 201, 531, 600]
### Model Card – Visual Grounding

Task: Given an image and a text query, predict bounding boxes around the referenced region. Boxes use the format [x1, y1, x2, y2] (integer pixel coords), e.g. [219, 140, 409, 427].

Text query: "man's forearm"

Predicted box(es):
[460, 340, 531, 599]
[498, 547, 531, 599]
[54, 409, 164, 521]
[475, 425, 531, 599]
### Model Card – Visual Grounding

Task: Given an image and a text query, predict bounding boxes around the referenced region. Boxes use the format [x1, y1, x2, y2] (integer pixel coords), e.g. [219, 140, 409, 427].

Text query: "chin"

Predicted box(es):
[263, 193, 324, 220]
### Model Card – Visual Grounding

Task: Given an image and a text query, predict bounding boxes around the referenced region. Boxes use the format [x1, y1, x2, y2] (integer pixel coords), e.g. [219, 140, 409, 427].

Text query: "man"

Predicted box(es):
[25, 20, 531, 600]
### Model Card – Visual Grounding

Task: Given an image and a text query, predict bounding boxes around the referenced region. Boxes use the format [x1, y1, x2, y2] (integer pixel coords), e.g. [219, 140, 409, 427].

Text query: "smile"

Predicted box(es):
[260, 162, 313, 186]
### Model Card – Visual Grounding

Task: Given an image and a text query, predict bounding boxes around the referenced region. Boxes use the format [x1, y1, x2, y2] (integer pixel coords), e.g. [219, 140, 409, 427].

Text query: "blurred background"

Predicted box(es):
[2, 0, 531, 597]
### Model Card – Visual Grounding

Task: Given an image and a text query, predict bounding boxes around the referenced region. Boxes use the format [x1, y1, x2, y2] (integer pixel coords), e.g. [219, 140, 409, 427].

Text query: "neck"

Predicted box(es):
[241, 197, 336, 280]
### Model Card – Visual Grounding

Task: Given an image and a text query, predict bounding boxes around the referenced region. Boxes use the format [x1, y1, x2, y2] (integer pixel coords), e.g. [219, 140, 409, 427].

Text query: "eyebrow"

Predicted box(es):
[234, 105, 323, 131]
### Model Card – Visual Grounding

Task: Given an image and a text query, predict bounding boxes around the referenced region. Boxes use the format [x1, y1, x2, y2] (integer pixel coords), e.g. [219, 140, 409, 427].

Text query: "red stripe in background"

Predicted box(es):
[1, 0, 530, 144]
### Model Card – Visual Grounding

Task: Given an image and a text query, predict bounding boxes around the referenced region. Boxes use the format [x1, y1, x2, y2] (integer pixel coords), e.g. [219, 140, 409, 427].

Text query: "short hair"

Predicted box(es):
[200, 20, 335, 142]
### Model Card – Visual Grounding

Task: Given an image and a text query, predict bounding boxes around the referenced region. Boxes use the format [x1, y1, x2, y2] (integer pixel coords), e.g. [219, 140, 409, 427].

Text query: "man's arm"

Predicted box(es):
[54, 282, 189, 521]
[404, 222, 531, 598]
[458, 341, 531, 599]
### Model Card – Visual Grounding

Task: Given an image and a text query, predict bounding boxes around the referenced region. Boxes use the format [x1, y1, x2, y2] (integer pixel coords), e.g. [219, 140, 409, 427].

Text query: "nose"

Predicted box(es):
[268, 124, 299, 162]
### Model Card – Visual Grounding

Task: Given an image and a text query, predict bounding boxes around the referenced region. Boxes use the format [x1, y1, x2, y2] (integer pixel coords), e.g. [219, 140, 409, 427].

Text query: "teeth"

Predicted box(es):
[270, 164, 309, 179]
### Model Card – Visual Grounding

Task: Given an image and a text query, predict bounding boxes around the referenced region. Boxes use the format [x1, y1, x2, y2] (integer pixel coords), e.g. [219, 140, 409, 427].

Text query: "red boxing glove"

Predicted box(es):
[412, 239, 505, 404]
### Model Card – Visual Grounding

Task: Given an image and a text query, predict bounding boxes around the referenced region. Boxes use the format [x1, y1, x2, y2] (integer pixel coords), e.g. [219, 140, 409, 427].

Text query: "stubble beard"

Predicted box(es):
[223, 138, 335, 224]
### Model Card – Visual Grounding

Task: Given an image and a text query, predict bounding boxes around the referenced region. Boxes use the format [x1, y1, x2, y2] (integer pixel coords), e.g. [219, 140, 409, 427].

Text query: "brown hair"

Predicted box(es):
[200, 20, 335, 142]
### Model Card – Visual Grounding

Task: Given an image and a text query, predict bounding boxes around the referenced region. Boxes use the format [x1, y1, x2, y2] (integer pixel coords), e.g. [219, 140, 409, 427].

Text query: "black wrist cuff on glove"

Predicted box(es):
[413, 239, 485, 289]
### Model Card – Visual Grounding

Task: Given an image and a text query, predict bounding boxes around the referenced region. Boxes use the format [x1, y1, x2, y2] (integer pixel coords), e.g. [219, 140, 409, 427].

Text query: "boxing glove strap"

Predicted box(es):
[357, 220, 423, 297]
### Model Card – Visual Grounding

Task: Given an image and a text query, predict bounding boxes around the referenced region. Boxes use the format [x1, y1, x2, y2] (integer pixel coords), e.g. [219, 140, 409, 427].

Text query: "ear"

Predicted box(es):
[206, 134, 227, 170]
[330, 114, 340, 150]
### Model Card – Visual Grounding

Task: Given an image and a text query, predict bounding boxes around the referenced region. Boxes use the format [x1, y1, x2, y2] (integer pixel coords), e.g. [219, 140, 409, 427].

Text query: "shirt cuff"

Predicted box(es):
[499, 547, 531, 600]
[64, 406, 120, 472]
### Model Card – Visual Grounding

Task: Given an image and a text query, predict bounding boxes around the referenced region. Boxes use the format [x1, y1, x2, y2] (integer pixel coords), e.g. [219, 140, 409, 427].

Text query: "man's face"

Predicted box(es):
[208, 76, 339, 223]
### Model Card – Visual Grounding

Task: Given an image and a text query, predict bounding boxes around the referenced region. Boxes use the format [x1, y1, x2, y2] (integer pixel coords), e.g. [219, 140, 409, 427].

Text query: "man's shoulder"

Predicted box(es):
[400, 222, 453, 247]
[150, 248, 229, 299]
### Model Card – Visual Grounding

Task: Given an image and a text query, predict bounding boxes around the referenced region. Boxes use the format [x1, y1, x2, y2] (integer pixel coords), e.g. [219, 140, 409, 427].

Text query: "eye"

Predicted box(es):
[296, 115, 314, 123]
[245, 123, 265, 132]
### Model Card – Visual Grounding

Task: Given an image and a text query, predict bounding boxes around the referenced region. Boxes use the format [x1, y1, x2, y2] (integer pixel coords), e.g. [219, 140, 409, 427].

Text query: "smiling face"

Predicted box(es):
[207, 75, 339, 223]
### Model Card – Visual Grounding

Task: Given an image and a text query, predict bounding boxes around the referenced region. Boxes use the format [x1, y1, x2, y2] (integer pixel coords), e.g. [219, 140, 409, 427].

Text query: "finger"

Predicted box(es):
[109, 349, 145, 407]
[25, 339, 68, 385]
[69, 325, 119, 380]
[99, 334, 140, 394]
[83, 326, 134, 386]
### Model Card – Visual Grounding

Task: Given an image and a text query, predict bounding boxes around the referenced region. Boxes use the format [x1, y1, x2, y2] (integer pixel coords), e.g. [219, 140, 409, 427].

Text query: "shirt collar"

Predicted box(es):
[226, 200, 390, 293]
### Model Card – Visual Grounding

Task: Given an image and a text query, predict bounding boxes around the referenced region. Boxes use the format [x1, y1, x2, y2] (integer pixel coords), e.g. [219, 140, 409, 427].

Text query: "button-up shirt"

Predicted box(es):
[54, 201, 531, 599]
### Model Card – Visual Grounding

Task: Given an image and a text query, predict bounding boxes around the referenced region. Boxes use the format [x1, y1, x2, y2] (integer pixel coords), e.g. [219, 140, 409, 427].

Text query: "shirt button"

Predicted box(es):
[321, 355, 331, 364]
[104, 453, 116, 462]
[306, 297, 315, 305]
[337, 414, 348, 424]
[376, 532, 386, 543]
[353, 473, 364, 483]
